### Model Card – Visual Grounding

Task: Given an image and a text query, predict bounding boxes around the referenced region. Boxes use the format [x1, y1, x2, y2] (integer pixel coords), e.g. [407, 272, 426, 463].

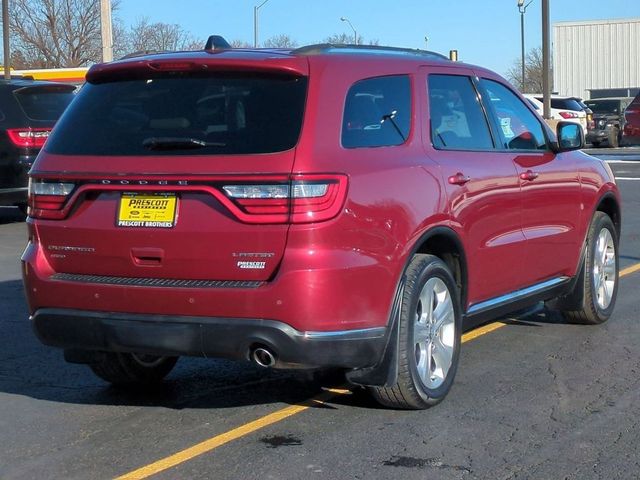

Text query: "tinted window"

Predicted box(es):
[536, 97, 583, 111]
[428, 74, 493, 150]
[14, 85, 75, 122]
[45, 73, 307, 156]
[480, 79, 547, 150]
[342, 75, 410, 148]
[585, 100, 621, 114]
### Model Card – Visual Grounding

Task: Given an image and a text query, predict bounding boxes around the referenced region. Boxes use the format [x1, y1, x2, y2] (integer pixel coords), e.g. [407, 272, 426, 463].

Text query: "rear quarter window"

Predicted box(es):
[341, 75, 411, 148]
[45, 73, 307, 156]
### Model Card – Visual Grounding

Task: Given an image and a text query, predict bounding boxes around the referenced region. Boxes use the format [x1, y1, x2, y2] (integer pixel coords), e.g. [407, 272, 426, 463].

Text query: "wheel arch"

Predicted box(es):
[594, 191, 621, 239]
[412, 226, 468, 309]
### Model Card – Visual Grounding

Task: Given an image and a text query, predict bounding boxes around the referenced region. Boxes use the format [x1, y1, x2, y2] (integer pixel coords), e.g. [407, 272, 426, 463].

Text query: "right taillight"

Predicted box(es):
[28, 179, 75, 219]
[222, 175, 348, 224]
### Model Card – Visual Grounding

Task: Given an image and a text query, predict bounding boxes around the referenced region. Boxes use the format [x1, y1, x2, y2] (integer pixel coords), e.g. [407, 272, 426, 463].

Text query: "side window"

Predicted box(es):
[428, 74, 494, 150]
[342, 75, 410, 148]
[479, 79, 547, 150]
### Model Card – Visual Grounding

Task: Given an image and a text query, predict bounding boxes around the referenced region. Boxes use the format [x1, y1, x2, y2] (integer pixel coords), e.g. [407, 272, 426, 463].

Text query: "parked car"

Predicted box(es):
[0, 78, 76, 211]
[23, 39, 621, 410]
[523, 94, 588, 133]
[584, 97, 633, 148]
[622, 92, 640, 146]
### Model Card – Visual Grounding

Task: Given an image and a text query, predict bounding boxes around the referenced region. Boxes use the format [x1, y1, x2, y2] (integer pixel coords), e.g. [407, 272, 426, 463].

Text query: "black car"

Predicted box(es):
[0, 79, 76, 211]
[584, 97, 633, 148]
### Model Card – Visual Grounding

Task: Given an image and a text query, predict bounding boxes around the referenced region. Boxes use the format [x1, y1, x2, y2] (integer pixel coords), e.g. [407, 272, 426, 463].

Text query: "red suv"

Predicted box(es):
[622, 92, 640, 145]
[22, 40, 621, 409]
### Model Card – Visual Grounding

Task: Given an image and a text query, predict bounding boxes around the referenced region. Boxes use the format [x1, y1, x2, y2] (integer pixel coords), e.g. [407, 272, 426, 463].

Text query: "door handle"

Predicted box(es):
[448, 172, 471, 186]
[520, 170, 539, 181]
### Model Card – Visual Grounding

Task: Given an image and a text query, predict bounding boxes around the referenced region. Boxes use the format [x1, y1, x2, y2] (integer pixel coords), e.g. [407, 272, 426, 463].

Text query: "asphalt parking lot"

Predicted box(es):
[1, 149, 639, 480]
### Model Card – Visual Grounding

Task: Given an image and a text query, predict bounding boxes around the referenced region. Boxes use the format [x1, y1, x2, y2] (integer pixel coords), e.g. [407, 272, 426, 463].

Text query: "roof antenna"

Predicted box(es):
[205, 35, 231, 51]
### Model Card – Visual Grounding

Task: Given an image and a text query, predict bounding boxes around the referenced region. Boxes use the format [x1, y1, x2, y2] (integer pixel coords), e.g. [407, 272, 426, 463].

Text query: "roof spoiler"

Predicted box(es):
[205, 35, 231, 51]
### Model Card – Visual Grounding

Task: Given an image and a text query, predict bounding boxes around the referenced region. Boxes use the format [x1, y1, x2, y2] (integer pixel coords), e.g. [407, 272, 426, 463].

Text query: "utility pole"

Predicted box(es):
[541, 0, 551, 119]
[2, 0, 9, 79]
[254, 0, 272, 48]
[100, 0, 113, 62]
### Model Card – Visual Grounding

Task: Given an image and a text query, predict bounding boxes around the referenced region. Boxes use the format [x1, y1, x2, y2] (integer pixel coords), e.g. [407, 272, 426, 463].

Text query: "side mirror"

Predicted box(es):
[554, 121, 584, 152]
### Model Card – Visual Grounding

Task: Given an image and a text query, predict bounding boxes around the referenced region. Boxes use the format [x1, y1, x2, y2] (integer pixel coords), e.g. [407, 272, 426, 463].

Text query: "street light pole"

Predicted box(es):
[2, 0, 10, 79]
[254, 0, 272, 48]
[340, 17, 357, 45]
[100, 0, 113, 62]
[517, 0, 533, 92]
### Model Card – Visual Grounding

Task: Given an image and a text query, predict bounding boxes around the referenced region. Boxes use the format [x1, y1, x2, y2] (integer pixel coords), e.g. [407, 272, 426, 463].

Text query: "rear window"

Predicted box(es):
[14, 86, 75, 122]
[585, 100, 621, 114]
[45, 73, 307, 156]
[549, 98, 582, 111]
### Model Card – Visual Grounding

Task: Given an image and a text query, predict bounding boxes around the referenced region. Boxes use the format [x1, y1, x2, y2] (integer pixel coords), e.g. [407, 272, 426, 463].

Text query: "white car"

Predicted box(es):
[524, 94, 588, 133]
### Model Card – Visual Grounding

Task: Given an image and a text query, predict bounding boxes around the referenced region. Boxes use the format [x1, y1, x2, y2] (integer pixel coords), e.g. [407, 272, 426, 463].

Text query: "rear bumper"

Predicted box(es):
[31, 308, 388, 369]
[0, 187, 27, 206]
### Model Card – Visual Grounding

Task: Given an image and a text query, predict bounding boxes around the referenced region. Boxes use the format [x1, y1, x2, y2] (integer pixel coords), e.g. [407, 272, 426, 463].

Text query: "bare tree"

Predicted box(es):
[124, 17, 200, 55]
[9, 0, 119, 68]
[229, 39, 252, 48]
[323, 33, 378, 46]
[263, 34, 297, 48]
[506, 47, 549, 93]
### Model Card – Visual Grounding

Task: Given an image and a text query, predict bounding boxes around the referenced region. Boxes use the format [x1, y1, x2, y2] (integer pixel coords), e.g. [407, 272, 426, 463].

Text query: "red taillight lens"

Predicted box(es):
[7, 128, 51, 148]
[558, 111, 579, 119]
[28, 179, 75, 219]
[222, 175, 348, 224]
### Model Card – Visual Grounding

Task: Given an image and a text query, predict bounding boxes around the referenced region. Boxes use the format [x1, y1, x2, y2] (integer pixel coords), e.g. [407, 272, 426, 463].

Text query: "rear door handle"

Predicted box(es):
[448, 172, 471, 186]
[520, 170, 539, 181]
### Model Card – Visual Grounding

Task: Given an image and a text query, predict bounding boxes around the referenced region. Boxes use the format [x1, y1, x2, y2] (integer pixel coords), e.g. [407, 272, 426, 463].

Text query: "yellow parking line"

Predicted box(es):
[115, 261, 640, 479]
[114, 389, 344, 480]
[621, 262, 640, 277]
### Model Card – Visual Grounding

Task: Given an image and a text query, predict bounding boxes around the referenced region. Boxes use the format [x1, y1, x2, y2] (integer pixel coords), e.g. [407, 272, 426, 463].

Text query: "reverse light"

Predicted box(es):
[7, 128, 51, 148]
[558, 111, 579, 119]
[28, 179, 76, 219]
[222, 176, 347, 224]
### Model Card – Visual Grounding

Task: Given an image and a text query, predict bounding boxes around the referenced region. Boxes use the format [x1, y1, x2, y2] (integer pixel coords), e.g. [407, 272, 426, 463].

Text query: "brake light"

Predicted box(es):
[28, 179, 75, 219]
[558, 111, 579, 119]
[222, 175, 347, 224]
[7, 128, 51, 148]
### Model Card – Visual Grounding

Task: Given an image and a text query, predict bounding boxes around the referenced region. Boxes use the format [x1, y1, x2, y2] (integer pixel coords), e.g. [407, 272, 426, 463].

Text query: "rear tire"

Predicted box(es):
[370, 254, 462, 409]
[90, 352, 178, 386]
[561, 212, 618, 324]
[591, 141, 601, 147]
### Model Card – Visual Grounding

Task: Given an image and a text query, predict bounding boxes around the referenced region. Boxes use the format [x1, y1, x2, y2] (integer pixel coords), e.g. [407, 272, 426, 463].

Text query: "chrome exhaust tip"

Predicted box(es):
[251, 346, 276, 368]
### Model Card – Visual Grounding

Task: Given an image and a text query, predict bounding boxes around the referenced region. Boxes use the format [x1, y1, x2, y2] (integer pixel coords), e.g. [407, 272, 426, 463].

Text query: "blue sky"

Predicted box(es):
[117, 0, 639, 76]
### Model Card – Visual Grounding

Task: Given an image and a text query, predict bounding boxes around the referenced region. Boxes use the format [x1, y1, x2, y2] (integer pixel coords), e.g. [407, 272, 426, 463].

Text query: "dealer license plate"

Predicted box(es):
[117, 193, 177, 228]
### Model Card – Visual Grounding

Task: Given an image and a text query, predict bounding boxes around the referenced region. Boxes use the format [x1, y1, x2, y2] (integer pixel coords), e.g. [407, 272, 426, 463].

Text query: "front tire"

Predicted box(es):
[370, 254, 462, 409]
[561, 212, 619, 324]
[90, 352, 178, 386]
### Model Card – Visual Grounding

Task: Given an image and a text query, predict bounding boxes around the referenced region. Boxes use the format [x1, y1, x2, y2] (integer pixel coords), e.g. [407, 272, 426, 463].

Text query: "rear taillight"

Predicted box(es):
[28, 179, 75, 219]
[7, 128, 51, 148]
[222, 175, 347, 224]
[558, 111, 579, 119]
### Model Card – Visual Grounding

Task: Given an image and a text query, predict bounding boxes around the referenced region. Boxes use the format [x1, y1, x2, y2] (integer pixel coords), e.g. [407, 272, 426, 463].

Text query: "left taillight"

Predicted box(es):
[558, 111, 579, 119]
[28, 179, 75, 219]
[7, 128, 51, 148]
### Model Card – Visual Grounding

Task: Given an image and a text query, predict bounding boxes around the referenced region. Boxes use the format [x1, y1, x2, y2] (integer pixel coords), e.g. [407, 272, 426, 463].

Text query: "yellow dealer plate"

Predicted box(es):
[117, 193, 177, 228]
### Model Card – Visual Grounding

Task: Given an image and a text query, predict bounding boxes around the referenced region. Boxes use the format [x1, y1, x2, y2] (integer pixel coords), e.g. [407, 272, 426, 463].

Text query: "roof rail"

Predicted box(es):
[291, 43, 449, 60]
[205, 35, 231, 51]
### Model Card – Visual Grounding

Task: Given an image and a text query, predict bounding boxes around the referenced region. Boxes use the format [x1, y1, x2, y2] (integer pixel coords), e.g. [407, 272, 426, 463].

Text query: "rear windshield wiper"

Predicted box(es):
[142, 137, 227, 151]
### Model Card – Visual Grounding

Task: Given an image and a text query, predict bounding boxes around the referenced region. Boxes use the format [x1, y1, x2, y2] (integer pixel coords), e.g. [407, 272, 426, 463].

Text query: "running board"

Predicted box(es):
[464, 276, 572, 327]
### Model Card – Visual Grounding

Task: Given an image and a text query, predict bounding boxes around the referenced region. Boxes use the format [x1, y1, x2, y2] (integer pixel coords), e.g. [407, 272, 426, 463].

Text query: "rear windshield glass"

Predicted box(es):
[550, 98, 582, 111]
[45, 73, 307, 156]
[584, 100, 623, 114]
[14, 87, 75, 122]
